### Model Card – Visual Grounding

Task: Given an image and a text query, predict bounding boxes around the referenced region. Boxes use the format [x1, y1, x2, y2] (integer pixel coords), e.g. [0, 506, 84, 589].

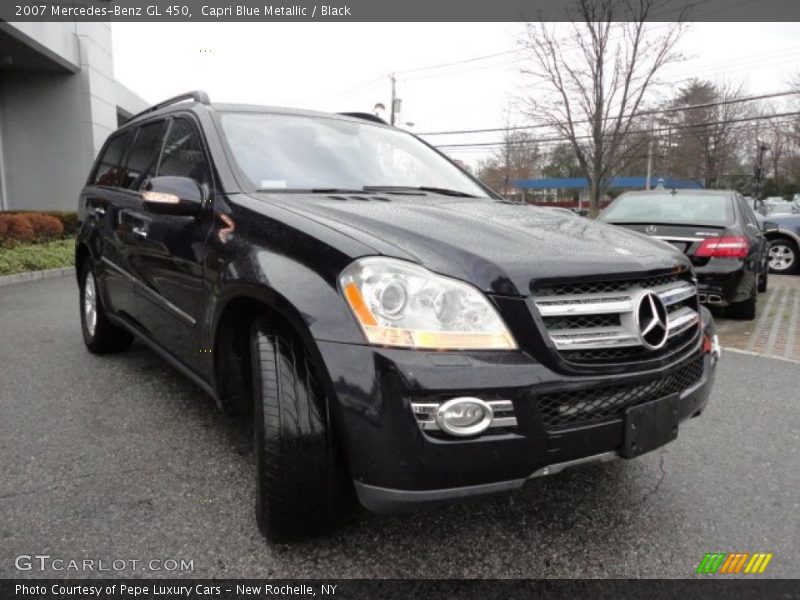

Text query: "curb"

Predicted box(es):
[0, 266, 75, 288]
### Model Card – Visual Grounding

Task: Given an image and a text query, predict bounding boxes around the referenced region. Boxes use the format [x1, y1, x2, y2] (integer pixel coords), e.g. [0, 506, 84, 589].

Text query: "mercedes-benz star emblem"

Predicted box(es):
[645, 224, 658, 234]
[636, 291, 669, 350]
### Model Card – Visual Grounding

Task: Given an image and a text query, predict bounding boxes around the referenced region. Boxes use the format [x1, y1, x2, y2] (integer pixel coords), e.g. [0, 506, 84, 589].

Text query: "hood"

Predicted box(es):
[252, 193, 690, 296]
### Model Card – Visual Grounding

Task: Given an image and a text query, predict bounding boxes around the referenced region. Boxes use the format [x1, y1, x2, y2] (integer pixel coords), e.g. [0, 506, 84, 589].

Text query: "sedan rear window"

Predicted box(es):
[600, 194, 734, 227]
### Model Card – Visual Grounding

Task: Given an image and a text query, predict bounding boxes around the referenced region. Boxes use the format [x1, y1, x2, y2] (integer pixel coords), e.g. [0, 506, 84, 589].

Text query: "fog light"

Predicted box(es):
[435, 397, 494, 437]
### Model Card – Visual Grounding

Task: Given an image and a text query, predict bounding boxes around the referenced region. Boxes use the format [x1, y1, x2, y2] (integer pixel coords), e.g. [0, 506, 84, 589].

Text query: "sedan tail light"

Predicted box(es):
[695, 236, 749, 258]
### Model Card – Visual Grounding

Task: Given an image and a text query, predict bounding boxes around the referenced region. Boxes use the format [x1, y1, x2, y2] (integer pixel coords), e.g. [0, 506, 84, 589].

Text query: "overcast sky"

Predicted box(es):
[112, 22, 800, 167]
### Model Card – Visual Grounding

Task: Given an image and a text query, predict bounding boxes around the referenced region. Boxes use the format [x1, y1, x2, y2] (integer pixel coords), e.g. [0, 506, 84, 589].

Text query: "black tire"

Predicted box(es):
[758, 268, 768, 293]
[727, 284, 757, 321]
[251, 318, 346, 542]
[79, 260, 134, 354]
[767, 239, 799, 274]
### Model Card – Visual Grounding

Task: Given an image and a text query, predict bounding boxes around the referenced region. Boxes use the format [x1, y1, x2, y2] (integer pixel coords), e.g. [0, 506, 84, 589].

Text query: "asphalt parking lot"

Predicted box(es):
[714, 274, 800, 362]
[1, 275, 799, 579]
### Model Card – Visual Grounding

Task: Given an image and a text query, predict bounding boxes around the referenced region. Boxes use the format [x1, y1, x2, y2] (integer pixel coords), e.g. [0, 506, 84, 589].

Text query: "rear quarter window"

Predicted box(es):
[91, 131, 133, 187]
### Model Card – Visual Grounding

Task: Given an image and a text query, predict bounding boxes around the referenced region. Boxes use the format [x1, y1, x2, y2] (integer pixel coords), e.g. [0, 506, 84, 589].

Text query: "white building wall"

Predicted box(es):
[0, 22, 147, 211]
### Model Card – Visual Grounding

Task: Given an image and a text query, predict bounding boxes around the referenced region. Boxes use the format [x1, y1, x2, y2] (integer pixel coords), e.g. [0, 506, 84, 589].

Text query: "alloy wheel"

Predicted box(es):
[768, 243, 796, 272]
[84, 272, 98, 337]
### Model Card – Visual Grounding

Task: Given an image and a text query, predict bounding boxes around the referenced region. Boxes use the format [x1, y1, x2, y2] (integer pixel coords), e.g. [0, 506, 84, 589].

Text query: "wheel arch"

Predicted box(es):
[209, 284, 342, 421]
[74, 241, 91, 282]
[764, 230, 800, 249]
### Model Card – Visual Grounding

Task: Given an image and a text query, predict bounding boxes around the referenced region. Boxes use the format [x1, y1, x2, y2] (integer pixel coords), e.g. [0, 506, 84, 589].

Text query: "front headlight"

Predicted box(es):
[339, 257, 517, 350]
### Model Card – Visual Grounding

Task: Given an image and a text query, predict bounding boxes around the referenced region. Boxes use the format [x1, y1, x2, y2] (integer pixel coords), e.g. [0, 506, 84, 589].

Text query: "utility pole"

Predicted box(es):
[645, 119, 655, 191]
[753, 141, 769, 210]
[390, 73, 397, 126]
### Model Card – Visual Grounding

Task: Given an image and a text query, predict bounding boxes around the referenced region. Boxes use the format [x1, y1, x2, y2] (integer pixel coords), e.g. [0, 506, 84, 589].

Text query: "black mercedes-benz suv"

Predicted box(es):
[76, 91, 720, 542]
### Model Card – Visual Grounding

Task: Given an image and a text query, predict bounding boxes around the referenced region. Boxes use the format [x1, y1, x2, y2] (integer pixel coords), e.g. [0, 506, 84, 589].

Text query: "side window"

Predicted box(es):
[157, 118, 211, 186]
[121, 121, 166, 190]
[91, 131, 133, 187]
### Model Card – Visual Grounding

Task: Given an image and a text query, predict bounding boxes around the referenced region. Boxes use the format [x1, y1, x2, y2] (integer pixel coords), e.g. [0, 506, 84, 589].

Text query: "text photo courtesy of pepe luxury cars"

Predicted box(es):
[1, 1, 800, 589]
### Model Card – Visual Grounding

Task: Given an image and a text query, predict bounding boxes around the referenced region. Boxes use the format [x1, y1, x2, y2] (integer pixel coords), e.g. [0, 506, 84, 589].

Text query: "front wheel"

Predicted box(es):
[251, 318, 347, 542]
[768, 240, 798, 274]
[79, 261, 134, 354]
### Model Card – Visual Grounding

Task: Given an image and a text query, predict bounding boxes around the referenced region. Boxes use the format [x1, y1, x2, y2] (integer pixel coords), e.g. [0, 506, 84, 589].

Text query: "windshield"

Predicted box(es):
[600, 193, 734, 227]
[219, 112, 489, 197]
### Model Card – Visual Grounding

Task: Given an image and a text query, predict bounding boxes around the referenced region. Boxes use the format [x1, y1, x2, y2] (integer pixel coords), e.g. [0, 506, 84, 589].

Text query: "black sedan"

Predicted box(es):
[599, 190, 769, 320]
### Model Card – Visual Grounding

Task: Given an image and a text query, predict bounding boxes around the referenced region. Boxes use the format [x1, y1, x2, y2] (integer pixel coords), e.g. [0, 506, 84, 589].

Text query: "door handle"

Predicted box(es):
[132, 226, 148, 239]
[92, 206, 106, 216]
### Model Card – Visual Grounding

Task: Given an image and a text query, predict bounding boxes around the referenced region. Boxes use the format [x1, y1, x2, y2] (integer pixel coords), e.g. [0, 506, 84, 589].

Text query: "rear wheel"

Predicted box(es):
[767, 239, 798, 274]
[79, 261, 134, 354]
[727, 284, 757, 320]
[251, 318, 346, 542]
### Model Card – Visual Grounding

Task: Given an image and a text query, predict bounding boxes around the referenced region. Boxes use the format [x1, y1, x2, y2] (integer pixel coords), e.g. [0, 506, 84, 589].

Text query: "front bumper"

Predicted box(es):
[317, 324, 718, 514]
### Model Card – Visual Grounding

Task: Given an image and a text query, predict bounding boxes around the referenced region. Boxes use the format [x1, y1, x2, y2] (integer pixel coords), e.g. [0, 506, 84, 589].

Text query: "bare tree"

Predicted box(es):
[521, 0, 685, 215]
[664, 80, 752, 188]
[477, 128, 541, 197]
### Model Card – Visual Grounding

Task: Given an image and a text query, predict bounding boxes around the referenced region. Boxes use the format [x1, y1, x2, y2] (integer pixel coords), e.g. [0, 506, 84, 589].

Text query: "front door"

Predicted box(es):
[128, 116, 215, 371]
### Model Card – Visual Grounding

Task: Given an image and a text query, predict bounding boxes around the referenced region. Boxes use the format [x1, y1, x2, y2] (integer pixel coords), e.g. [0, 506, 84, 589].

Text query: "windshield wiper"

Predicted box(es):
[362, 185, 477, 198]
[255, 188, 372, 194]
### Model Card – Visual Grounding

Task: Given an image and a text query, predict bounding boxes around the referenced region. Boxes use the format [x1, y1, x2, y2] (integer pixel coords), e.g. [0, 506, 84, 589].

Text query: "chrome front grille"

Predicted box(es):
[533, 272, 700, 364]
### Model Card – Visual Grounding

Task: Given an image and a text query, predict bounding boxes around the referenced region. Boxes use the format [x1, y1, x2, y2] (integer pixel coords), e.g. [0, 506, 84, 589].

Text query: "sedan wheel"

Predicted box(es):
[768, 242, 797, 273]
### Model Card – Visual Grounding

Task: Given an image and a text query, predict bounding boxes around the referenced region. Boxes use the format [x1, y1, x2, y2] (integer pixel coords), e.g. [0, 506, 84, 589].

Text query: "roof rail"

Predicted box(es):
[128, 90, 211, 123]
[338, 112, 388, 125]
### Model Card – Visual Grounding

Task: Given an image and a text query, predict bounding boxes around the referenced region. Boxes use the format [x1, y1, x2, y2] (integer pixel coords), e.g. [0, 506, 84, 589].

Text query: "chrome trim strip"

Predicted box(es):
[534, 295, 634, 316]
[101, 256, 136, 282]
[667, 307, 700, 337]
[655, 283, 696, 306]
[529, 451, 620, 478]
[490, 416, 519, 428]
[653, 235, 703, 242]
[100, 257, 196, 327]
[548, 328, 640, 350]
[488, 399, 514, 412]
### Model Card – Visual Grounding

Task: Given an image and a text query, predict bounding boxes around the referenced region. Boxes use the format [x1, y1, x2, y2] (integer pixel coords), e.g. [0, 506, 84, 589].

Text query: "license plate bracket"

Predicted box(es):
[622, 393, 680, 458]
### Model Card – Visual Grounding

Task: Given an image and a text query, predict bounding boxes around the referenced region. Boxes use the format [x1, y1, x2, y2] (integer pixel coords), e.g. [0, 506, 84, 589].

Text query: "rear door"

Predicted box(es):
[81, 129, 137, 319]
[128, 115, 215, 370]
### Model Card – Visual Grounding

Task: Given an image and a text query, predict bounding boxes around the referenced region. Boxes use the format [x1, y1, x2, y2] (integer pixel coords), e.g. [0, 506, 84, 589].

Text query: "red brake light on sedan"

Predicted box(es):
[695, 236, 749, 258]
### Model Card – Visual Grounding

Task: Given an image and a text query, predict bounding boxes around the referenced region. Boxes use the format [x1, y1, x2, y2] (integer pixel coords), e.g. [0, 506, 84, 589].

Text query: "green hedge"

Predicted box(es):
[0, 239, 74, 276]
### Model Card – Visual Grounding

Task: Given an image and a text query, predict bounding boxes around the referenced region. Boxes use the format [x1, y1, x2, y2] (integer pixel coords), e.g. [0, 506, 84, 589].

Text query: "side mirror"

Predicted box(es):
[141, 176, 205, 216]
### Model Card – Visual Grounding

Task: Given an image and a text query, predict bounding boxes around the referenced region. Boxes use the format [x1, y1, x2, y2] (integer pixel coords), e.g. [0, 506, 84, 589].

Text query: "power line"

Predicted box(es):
[418, 89, 800, 137]
[434, 110, 800, 149]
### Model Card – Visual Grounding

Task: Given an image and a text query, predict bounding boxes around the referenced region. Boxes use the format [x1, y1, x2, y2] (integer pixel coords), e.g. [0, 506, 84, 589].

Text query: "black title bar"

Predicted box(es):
[3, 0, 800, 22]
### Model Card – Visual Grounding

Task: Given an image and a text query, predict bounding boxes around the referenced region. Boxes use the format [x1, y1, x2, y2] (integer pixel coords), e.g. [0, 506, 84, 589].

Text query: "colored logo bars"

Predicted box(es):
[696, 552, 774, 574]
